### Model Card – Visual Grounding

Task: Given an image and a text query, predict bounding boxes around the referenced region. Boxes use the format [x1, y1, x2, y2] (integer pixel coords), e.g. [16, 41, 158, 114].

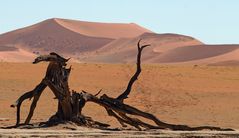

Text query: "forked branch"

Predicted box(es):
[117, 39, 150, 102]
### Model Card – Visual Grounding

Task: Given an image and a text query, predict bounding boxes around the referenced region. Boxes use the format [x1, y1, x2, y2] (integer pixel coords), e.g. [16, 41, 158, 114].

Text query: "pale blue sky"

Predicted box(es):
[0, 0, 238, 44]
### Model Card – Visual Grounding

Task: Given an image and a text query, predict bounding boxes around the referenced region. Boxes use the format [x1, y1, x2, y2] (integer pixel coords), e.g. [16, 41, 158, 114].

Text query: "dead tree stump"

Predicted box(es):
[10, 40, 233, 131]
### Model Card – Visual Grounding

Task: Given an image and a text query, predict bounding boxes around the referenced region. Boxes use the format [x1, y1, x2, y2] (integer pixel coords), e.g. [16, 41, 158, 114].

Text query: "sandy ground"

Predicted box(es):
[1, 129, 239, 137]
[1, 62, 239, 137]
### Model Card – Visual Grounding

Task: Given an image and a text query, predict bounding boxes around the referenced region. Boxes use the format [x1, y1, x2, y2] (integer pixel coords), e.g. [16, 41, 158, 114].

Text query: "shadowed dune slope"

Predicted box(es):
[0, 48, 35, 62]
[0, 18, 114, 55]
[99, 33, 203, 53]
[81, 32, 239, 64]
[80, 33, 204, 63]
[148, 45, 239, 63]
[0, 46, 18, 51]
[208, 60, 239, 66]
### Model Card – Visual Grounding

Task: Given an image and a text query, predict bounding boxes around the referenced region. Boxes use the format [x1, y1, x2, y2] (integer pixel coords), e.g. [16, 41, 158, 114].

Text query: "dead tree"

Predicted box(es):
[11, 40, 233, 131]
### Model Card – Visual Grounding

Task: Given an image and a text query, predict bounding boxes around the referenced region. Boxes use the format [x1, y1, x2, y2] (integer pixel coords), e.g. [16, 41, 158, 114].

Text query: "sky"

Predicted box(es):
[0, 0, 238, 44]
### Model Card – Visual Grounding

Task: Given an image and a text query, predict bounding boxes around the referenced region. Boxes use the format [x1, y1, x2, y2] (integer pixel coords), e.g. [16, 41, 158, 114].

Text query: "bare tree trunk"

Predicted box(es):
[10, 42, 233, 131]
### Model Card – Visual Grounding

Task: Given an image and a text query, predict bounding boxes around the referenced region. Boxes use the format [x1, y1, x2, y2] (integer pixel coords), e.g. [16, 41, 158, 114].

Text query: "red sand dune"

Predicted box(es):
[0, 45, 35, 62]
[0, 18, 239, 65]
[81, 33, 204, 63]
[0, 18, 113, 55]
[55, 18, 153, 39]
[0, 48, 35, 62]
[208, 60, 239, 66]
[181, 48, 239, 65]
[0, 18, 152, 62]
[99, 33, 203, 53]
[148, 45, 239, 63]
[81, 33, 239, 65]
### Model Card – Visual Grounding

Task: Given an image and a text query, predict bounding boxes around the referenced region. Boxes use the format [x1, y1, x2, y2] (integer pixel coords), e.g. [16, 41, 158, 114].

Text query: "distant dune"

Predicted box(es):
[0, 18, 114, 55]
[0, 18, 239, 65]
[181, 48, 239, 65]
[148, 45, 239, 63]
[0, 48, 35, 62]
[0, 46, 18, 51]
[0, 18, 152, 62]
[208, 60, 239, 66]
[55, 18, 153, 39]
[80, 33, 204, 63]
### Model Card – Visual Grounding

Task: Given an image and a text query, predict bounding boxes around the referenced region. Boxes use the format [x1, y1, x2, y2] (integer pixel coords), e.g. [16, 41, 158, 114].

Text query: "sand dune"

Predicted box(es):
[0, 18, 239, 65]
[0, 19, 114, 56]
[0, 48, 35, 62]
[148, 45, 239, 63]
[81, 33, 204, 63]
[99, 33, 203, 53]
[208, 60, 239, 66]
[55, 18, 153, 39]
[0, 46, 18, 51]
[82, 33, 239, 65]
[179, 48, 239, 65]
[0, 18, 153, 62]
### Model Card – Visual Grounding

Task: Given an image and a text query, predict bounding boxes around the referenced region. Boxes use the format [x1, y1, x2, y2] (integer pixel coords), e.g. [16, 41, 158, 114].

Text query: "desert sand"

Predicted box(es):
[0, 62, 239, 136]
[1, 18, 239, 137]
[1, 128, 239, 137]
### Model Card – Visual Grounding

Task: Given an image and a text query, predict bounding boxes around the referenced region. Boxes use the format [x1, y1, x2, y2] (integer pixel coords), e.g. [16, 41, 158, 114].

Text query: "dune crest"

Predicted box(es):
[54, 18, 153, 39]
